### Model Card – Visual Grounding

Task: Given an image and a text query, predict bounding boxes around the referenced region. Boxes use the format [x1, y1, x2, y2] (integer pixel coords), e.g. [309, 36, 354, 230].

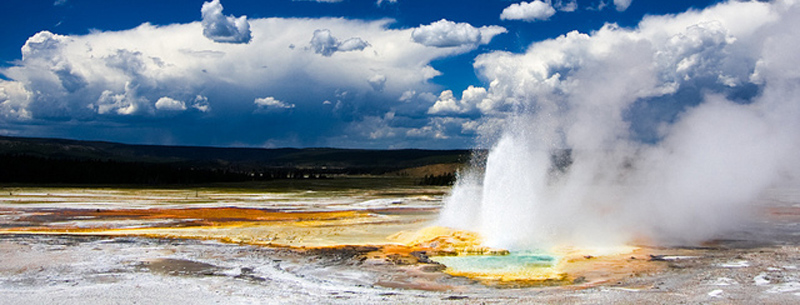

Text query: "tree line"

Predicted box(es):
[0, 154, 396, 185]
[417, 173, 457, 186]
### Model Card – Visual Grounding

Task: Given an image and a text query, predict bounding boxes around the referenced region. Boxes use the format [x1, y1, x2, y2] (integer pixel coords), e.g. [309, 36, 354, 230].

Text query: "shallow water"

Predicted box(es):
[431, 250, 560, 283]
[433, 250, 556, 270]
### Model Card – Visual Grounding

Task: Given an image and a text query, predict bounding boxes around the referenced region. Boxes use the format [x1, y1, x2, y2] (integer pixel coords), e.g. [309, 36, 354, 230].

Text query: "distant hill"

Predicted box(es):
[0, 136, 472, 184]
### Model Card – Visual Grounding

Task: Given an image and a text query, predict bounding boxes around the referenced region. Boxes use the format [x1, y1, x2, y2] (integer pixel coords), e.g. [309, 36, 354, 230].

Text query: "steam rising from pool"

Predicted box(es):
[438, 0, 800, 249]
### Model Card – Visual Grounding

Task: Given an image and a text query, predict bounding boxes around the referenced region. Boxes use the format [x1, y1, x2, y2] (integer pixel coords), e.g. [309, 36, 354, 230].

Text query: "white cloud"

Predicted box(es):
[0, 18, 455, 113]
[0, 16, 480, 147]
[310, 29, 369, 56]
[428, 90, 460, 114]
[53, 0, 68, 6]
[155, 97, 187, 111]
[0, 80, 32, 120]
[13, 0, 785, 152]
[404, 116, 470, 140]
[500, 1, 557, 22]
[368, 74, 386, 91]
[555, 0, 577, 12]
[309, 29, 339, 56]
[192, 95, 210, 112]
[411, 19, 507, 48]
[201, 0, 252, 44]
[254, 97, 295, 111]
[20, 30, 67, 61]
[94, 83, 146, 116]
[377, 0, 397, 5]
[338, 37, 370, 52]
[614, 0, 632, 12]
[4, 0, 517, 148]
[398, 90, 416, 102]
[427, 86, 497, 116]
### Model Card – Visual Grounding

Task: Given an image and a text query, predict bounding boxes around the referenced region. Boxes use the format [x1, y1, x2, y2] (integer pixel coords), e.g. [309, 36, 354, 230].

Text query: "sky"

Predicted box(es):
[0, 0, 782, 149]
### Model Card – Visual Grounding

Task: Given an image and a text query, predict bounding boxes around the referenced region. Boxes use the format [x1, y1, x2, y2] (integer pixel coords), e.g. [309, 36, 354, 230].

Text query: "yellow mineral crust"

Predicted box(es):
[0, 207, 439, 248]
[389, 226, 564, 284]
[387, 226, 508, 256]
[387, 226, 669, 287]
[442, 262, 567, 284]
[1, 205, 671, 288]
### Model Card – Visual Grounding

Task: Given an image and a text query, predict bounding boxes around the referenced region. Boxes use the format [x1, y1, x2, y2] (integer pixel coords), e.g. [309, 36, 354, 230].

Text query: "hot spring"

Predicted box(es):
[433, 0, 800, 278]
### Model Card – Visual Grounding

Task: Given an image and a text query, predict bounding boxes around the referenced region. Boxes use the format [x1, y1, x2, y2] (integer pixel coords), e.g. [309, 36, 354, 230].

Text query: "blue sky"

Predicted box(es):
[0, 0, 789, 149]
[1, 1, 719, 90]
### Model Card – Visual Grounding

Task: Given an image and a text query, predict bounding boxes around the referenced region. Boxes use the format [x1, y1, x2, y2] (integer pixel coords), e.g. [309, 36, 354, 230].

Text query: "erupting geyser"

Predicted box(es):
[438, 0, 800, 250]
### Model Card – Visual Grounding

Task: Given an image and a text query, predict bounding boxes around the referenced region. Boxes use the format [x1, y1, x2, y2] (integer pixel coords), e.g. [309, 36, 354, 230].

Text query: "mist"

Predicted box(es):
[438, 0, 800, 249]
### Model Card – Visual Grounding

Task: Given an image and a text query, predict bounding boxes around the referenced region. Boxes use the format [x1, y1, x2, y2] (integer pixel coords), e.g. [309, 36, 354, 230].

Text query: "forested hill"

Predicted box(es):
[0, 136, 471, 184]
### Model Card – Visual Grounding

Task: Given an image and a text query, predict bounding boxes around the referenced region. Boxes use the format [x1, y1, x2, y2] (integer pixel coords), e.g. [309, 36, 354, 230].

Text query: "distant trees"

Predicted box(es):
[0, 155, 343, 185]
[418, 173, 456, 186]
[0, 153, 452, 185]
[0, 136, 475, 185]
[0, 155, 247, 184]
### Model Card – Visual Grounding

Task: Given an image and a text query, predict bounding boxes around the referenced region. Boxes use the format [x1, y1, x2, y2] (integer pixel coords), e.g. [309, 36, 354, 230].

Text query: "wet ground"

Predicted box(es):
[2, 181, 800, 304]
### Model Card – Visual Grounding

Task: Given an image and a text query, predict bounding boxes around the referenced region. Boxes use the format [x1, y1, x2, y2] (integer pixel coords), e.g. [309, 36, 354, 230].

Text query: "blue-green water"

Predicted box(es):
[430, 250, 557, 273]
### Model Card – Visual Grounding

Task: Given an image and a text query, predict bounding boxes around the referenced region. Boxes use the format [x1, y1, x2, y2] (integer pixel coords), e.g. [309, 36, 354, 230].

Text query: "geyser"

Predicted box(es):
[438, 0, 800, 249]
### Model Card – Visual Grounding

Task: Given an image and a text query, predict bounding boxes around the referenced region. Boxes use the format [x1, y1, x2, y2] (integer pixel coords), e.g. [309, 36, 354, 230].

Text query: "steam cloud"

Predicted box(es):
[438, 0, 800, 249]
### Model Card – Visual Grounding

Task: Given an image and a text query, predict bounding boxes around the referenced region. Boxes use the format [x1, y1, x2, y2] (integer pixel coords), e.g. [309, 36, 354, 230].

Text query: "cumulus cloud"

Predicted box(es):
[614, 0, 632, 12]
[428, 86, 500, 116]
[309, 29, 339, 56]
[500, 1, 557, 22]
[310, 29, 370, 56]
[94, 84, 146, 116]
[368, 74, 387, 91]
[0, 14, 478, 147]
[254, 97, 295, 111]
[155, 97, 187, 111]
[201, 0, 252, 44]
[554, 0, 577, 12]
[0, 80, 32, 120]
[376, 0, 397, 5]
[20, 30, 66, 61]
[411, 19, 507, 48]
[53, 0, 67, 6]
[428, 90, 460, 114]
[192, 95, 210, 112]
[398, 90, 416, 102]
[439, 0, 800, 248]
[8, 0, 752, 153]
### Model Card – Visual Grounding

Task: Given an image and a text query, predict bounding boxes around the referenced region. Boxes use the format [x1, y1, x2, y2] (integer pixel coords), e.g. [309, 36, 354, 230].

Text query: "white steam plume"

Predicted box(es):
[438, 0, 800, 248]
